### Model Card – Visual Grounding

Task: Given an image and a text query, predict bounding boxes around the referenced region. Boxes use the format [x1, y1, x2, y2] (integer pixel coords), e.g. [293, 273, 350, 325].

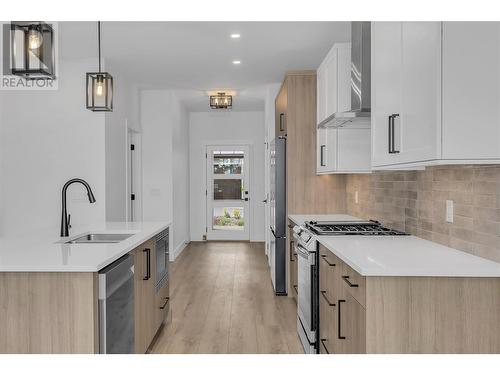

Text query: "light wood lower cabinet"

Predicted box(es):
[318, 244, 500, 353]
[0, 272, 98, 354]
[133, 239, 163, 354]
[337, 288, 366, 354]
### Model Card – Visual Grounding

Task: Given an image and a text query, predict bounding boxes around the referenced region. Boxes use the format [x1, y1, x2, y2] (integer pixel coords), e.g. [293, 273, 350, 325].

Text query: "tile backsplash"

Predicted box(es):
[346, 165, 500, 263]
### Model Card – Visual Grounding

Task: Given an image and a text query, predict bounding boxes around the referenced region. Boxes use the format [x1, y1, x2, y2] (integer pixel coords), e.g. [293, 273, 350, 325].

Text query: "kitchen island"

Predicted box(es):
[0, 221, 171, 354]
[288, 214, 500, 353]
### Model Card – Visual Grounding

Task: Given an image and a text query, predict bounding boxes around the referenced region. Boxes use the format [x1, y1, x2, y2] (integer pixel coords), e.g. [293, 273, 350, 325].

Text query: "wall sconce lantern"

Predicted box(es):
[10, 21, 55, 79]
[210, 92, 232, 109]
[86, 21, 113, 112]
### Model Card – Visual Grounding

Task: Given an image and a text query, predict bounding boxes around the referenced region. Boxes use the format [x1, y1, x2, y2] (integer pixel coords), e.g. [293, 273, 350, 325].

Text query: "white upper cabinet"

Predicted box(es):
[441, 22, 500, 161]
[316, 42, 371, 174]
[317, 43, 351, 125]
[316, 126, 337, 173]
[372, 22, 441, 168]
[372, 21, 500, 169]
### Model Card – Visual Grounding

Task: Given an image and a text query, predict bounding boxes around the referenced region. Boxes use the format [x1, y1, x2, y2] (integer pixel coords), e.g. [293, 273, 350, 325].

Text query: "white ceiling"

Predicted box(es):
[59, 21, 351, 111]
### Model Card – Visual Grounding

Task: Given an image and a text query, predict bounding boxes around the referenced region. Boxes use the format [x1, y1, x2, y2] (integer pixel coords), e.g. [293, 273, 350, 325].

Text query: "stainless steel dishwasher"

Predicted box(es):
[98, 254, 135, 354]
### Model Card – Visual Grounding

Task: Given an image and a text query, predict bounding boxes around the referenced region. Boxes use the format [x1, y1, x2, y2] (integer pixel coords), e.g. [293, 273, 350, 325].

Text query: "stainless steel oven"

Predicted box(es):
[155, 228, 169, 291]
[293, 225, 318, 354]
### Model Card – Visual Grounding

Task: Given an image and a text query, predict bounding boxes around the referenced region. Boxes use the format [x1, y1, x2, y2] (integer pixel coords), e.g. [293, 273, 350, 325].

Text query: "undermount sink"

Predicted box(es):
[65, 233, 134, 244]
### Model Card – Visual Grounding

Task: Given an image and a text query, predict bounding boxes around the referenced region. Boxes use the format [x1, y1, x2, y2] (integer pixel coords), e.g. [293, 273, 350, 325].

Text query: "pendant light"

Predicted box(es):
[86, 21, 113, 112]
[10, 21, 55, 79]
[210, 92, 232, 109]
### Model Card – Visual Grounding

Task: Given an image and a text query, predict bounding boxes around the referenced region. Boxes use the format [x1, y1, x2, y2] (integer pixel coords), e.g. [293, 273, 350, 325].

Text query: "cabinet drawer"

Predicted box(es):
[155, 281, 170, 328]
[319, 290, 336, 355]
[340, 262, 366, 308]
[319, 245, 341, 300]
[319, 245, 341, 270]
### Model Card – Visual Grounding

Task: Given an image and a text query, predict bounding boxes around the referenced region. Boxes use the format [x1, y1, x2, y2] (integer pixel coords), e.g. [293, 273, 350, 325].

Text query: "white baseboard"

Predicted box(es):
[171, 239, 189, 261]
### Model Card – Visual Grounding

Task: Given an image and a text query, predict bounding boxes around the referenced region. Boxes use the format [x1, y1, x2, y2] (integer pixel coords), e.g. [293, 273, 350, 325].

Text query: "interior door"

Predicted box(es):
[206, 145, 250, 241]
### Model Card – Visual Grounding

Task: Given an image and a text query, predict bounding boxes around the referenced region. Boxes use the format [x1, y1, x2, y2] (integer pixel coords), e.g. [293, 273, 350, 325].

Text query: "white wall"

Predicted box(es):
[140, 90, 190, 259]
[104, 66, 139, 221]
[0, 59, 106, 236]
[189, 111, 266, 242]
[141, 90, 173, 224]
[171, 96, 190, 257]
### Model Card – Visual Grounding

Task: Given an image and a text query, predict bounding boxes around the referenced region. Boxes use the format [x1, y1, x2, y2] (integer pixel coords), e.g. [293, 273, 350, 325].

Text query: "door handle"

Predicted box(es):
[244, 198, 249, 201]
[338, 299, 346, 339]
[320, 254, 336, 267]
[270, 226, 276, 237]
[320, 290, 335, 306]
[143, 248, 151, 280]
[320, 339, 330, 354]
[342, 275, 359, 288]
[160, 297, 170, 310]
[279, 113, 285, 131]
[320, 145, 326, 166]
[262, 199, 268, 203]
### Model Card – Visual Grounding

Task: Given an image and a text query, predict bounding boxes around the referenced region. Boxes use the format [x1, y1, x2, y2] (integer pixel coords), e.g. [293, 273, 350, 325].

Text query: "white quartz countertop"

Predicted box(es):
[288, 214, 500, 277]
[0, 221, 170, 272]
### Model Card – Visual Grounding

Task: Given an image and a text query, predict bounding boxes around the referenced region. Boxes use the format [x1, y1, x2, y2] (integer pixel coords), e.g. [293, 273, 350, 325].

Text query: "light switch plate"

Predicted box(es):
[446, 200, 454, 223]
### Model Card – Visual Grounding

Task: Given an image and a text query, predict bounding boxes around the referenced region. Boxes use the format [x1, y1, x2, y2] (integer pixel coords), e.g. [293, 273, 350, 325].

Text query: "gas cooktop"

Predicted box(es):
[305, 220, 409, 236]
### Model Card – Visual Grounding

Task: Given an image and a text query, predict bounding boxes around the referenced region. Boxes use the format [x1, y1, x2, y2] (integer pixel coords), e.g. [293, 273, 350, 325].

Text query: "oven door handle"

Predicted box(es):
[295, 243, 311, 259]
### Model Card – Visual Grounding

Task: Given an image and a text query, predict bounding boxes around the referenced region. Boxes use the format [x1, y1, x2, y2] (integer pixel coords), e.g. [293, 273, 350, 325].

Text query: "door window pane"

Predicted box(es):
[213, 151, 244, 175]
[213, 207, 244, 231]
[214, 179, 242, 200]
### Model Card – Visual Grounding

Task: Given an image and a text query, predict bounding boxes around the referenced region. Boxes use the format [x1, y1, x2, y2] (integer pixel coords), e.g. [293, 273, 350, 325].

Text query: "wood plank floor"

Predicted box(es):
[150, 241, 303, 354]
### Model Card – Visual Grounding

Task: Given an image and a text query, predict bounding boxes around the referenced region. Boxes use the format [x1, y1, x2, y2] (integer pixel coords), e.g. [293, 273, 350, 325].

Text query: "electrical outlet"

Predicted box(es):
[355, 191, 359, 204]
[446, 200, 454, 223]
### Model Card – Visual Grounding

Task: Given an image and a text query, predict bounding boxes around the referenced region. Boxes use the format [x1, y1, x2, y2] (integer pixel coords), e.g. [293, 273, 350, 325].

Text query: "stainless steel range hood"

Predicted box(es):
[320, 21, 371, 128]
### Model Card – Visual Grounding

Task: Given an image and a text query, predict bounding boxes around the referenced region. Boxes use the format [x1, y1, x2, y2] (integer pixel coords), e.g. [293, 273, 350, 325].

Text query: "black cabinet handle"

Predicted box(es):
[160, 297, 170, 310]
[320, 339, 330, 354]
[342, 275, 359, 288]
[293, 285, 298, 294]
[279, 113, 285, 131]
[143, 248, 151, 280]
[320, 290, 335, 306]
[320, 145, 326, 166]
[321, 254, 335, 267]
[338, 299, 346, 339]
[389, 113, 400, 154]
[388, 114, 392, 154]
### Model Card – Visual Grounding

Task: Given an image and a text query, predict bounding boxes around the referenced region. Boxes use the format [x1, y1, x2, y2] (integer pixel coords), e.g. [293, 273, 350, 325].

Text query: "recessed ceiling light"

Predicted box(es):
[230, 33, 240, 39]
[232, 60, 241, 65]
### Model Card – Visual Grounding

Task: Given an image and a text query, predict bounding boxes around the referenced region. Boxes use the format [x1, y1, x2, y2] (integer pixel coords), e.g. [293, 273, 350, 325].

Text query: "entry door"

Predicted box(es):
[206, 145, 250, 241]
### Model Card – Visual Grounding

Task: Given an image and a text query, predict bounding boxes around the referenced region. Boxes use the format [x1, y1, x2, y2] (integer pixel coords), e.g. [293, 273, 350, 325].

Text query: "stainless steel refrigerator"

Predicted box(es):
[269, 136, 287, 295]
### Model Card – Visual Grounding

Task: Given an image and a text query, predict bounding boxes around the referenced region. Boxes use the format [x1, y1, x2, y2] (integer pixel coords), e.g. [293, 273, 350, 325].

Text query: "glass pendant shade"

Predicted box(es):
[86, 72, 113, 111]
[10, 21, 55, 79]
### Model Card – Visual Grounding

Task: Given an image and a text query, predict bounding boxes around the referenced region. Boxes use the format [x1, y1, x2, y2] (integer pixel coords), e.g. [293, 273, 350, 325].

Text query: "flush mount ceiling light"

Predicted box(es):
[10, 21, 55, 79]
[230, 33, 240, 39]
[210, 92, 232, 109]
[86, 21, 113, 112]
[232, 60, 241, 65]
